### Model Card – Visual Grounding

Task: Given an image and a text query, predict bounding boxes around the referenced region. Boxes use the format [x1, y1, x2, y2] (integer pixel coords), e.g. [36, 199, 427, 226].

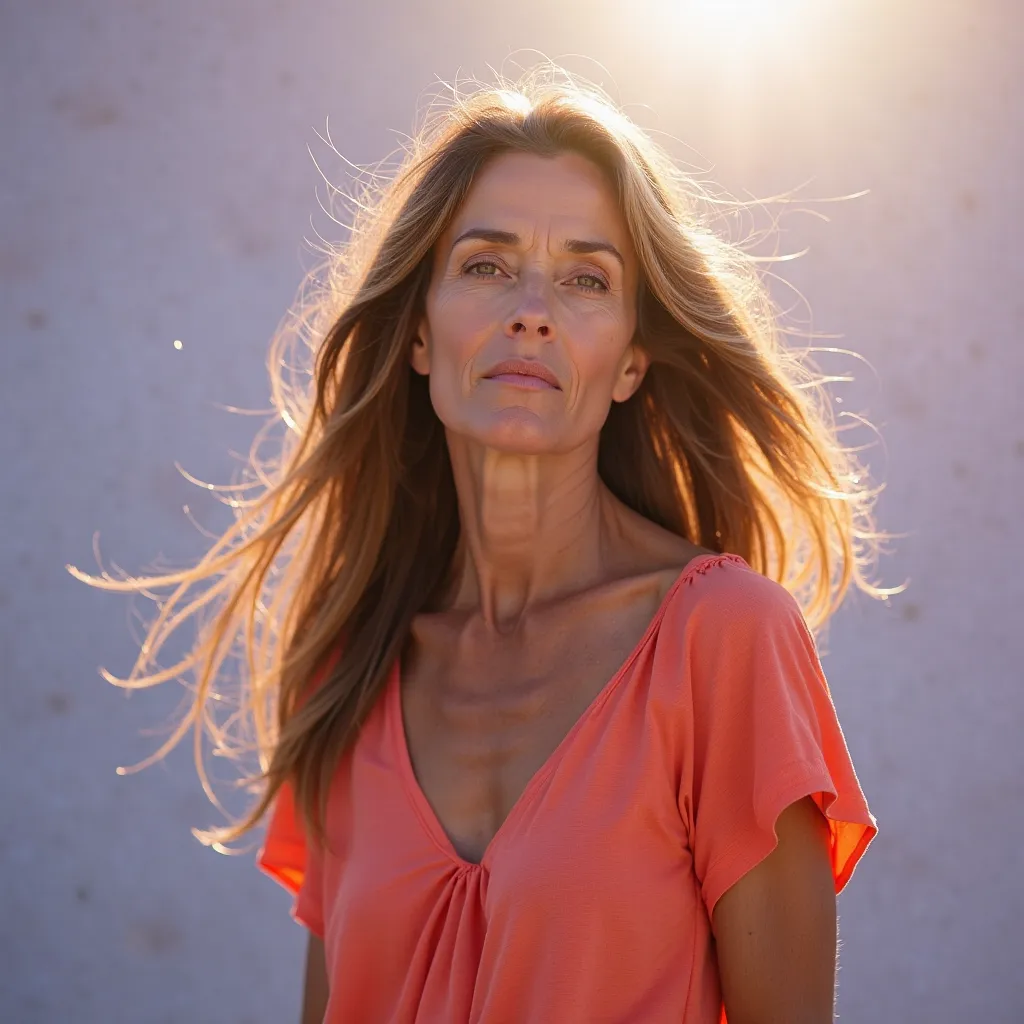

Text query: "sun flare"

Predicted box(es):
[666, 0, 819, 47]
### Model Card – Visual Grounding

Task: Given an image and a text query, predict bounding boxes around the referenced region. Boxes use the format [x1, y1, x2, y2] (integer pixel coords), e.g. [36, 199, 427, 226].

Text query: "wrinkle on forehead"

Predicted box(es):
[443, 151, 634, 265]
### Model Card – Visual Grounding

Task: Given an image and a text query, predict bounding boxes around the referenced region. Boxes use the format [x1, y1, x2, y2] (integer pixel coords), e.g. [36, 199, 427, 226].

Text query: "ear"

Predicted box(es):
[610, 342, 650, 403]
[410, 314, 431, 376]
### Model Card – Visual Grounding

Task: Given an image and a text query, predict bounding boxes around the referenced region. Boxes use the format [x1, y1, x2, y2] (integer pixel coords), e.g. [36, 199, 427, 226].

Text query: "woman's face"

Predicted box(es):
[413, 150, 647, 455]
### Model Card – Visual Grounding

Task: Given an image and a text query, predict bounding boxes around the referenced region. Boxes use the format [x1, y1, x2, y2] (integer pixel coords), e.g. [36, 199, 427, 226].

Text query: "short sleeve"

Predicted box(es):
[255, 644, 345, 937]
[257, 778, 325, 938]
[680, 565, 878, 920]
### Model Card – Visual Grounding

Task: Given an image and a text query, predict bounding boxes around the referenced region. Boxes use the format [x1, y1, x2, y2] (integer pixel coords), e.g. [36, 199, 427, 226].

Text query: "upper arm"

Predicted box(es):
[711, 796, 837, 1024]
[301, 931, 329, 1024]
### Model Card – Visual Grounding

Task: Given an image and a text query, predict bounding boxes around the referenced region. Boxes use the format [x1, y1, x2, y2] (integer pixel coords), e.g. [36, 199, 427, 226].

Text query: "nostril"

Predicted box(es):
[508, 319, 551, 337]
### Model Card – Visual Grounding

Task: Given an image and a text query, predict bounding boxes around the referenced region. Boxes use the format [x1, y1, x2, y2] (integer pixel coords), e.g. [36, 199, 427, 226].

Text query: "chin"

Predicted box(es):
[453, 409, 566, 454]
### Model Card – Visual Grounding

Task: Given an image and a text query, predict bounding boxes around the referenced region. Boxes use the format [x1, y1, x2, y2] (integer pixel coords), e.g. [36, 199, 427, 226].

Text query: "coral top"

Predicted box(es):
[258, 553, 877, 1023]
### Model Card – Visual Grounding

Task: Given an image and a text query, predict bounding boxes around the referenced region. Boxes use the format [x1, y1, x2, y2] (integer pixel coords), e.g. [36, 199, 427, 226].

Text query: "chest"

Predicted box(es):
[397, 575, 676, 865]
[325, 668, 704, 1023]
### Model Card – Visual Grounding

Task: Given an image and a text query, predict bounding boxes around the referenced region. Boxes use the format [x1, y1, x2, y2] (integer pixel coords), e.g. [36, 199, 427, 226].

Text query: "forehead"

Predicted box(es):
[444, 150, 632, 249]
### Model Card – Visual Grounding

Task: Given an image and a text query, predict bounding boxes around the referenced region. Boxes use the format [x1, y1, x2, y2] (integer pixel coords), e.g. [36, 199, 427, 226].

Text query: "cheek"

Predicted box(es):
[564, 306, 636, 388]
[421, 291, 491, 425]
[427, 287, 500, 364]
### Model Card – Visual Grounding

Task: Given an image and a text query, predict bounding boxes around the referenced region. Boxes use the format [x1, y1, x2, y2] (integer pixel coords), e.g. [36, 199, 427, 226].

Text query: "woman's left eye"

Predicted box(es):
[571, 273, 609, 292]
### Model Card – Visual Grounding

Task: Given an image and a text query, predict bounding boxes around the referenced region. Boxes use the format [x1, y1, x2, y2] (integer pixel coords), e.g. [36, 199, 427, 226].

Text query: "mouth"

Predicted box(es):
[483, 372, 559, 390]
[481, 360, 561, 390]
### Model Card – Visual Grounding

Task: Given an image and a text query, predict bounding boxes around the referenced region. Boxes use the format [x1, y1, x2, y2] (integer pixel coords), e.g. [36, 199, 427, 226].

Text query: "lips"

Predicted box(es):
[481, 359, 561, 390]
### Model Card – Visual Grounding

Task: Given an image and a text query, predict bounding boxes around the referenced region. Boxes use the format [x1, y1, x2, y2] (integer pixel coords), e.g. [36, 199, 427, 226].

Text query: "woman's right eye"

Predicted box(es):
[464, 260, 503, 277]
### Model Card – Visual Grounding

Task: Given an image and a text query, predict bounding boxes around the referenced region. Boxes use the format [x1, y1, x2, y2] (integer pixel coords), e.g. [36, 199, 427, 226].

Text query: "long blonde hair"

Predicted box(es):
[70, 67, 888, 851]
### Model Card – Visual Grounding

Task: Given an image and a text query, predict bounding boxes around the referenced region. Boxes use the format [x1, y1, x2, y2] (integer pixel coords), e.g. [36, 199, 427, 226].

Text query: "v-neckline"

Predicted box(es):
[388, 551, 744, 872]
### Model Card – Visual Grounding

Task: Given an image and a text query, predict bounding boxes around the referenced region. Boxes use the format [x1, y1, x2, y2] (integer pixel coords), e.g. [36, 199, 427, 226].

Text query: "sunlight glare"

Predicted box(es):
[667, 0, 818, 47]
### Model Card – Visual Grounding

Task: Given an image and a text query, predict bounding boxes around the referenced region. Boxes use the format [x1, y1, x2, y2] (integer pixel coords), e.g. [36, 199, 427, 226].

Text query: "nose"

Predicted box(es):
[506, 292, 553, 339]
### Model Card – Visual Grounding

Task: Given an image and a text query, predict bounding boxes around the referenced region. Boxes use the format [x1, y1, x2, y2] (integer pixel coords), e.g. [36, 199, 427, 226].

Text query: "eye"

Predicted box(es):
[569, 272, 609, 292]
[464, 260, 506, 279]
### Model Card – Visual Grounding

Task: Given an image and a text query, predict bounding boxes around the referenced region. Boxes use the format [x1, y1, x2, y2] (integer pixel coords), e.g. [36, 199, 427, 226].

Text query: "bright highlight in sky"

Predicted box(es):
[671, 0, 818, 47]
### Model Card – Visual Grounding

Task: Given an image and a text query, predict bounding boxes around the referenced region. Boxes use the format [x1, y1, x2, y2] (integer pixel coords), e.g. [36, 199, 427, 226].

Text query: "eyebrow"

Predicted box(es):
[450, 228, 625, 269]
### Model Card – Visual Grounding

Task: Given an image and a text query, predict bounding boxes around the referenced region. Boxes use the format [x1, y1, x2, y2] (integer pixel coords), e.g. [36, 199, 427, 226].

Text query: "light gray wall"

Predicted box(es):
[2, 1, 1020, 1021]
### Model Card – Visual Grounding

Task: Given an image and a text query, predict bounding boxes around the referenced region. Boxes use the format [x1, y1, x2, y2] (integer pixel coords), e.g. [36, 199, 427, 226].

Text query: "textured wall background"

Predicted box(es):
[2, 1, 1021, 1021]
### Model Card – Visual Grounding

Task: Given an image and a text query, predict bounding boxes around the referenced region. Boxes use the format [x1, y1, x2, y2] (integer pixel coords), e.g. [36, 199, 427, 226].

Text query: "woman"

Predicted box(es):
[74, 68, 882, 1022]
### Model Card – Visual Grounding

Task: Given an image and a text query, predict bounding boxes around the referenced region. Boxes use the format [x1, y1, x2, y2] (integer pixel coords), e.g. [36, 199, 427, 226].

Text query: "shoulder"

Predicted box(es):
[655, 557, 828, 720]
[678, 552, 800, 616]
[663, 554, 812, 652]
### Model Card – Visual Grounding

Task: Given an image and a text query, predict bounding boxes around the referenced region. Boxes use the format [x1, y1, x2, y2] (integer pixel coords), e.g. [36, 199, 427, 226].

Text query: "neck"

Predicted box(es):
[444, 432, 629, 634]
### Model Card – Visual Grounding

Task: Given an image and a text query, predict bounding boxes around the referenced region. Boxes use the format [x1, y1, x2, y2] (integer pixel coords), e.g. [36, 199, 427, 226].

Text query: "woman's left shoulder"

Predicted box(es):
[678, 550, 795, 606]
[665, 552, 810, 642]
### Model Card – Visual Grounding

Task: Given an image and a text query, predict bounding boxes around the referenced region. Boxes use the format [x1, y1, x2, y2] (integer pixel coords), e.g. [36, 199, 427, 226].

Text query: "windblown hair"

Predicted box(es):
[71, 67, 888, 851]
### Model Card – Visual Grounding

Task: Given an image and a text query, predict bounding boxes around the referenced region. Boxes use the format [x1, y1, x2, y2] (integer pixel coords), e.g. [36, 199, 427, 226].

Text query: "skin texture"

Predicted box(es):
[301, 152, 838, 1022]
